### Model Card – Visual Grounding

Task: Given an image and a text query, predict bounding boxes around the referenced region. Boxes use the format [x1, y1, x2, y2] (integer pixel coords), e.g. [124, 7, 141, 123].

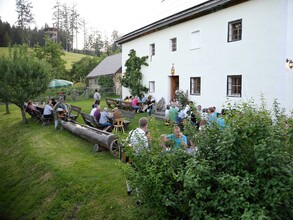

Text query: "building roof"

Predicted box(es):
[86, 53, 122, 79]
[116, 0, 248, 45]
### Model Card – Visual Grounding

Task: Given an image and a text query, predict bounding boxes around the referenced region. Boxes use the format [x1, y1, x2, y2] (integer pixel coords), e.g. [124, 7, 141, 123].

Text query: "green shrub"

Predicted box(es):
[124, 101, 293, 219]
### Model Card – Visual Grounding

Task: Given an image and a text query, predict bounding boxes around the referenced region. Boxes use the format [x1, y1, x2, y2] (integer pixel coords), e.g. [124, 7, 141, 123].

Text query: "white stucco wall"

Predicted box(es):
[121, 0, 293, 113]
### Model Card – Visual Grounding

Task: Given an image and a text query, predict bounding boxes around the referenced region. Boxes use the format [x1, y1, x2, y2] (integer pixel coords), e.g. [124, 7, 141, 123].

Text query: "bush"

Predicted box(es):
[124, 101, 293, 219]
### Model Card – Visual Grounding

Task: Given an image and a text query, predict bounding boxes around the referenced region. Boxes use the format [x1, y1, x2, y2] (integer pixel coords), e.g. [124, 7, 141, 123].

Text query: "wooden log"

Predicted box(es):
[61, 121, 117, 151]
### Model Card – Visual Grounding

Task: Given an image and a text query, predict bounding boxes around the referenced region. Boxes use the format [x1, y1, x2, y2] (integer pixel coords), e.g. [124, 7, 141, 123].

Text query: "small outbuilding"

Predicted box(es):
[86, 53, 122, 95]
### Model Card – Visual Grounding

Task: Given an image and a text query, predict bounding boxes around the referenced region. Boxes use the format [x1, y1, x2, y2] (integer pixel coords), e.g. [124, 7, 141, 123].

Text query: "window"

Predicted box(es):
[149, 81, 155, 93]
[191, 30, 201, 49]
[227, 75, 242, 97]
[170, 38, 177, 52]
[190, 77, 201, 95]
[150, 43, 155, 56]
[228, 19, 242, 42]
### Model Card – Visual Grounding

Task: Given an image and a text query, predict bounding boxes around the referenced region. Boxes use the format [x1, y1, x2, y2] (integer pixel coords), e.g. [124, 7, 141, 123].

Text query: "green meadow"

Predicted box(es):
[0, 47, 88, 70]
[0, 99, 162, 219]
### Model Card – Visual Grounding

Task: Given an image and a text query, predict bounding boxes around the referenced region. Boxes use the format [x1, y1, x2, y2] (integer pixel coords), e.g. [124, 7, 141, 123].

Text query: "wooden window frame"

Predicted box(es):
[150, 43, 155, 56]
[149, 81, 155, 93]
[170, 38, 177, 52]
[227, 75, 242, 97]
[228, 19, 242, 42]
[190, 77, 201, 95]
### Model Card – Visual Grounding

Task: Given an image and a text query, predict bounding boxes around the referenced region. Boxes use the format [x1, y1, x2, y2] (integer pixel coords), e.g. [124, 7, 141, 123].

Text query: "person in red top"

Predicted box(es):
[131, 96, 140, 113]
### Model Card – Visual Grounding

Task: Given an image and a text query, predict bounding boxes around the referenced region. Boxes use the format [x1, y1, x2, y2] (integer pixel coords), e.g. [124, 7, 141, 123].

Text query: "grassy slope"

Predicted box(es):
[0, 47, 89, 70]
[62, 52, 89, 70]
[0, 101, 155, 219]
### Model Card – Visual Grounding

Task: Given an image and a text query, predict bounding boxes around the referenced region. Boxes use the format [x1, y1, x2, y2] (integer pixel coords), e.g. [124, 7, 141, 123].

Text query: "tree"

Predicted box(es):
[121, 49, 149, 96]
[0, 45, 51, 123]
[70, 56, 100, 82]
[34, 36, 67, 79]
[15, 0, 34, 44]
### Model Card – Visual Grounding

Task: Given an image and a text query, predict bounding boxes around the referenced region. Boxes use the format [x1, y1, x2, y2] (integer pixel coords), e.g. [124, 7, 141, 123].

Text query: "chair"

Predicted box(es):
[113, 118, 125, 133]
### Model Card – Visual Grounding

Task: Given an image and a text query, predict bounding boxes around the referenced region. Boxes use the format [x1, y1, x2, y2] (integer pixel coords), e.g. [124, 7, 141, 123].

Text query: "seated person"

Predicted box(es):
[94, 106, 101, 122]
[51, 98, 57, 106]
[90, 104, 99, 116]
[113, 107, 122, 121]
[161, 125, 187, 151]
[53, 98, 68, 130]
[26, 100, 36, 113]
[99, 107, 113, 131]
[131, 96, 140, 112]
[43, 99, 53, 119]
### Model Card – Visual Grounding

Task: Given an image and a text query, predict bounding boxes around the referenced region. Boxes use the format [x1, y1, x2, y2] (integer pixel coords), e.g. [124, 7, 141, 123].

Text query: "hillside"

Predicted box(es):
[0, 47, 90, 70]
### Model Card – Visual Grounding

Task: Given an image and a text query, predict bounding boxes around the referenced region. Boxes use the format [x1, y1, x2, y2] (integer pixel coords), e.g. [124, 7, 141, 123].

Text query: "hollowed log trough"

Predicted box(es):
[61, 120, 120, 158]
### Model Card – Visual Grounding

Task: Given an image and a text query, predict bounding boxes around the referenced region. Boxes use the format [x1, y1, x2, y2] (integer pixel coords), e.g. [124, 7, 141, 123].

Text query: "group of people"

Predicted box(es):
[127, 117, 188, 156]
[123, 94, 156, 115]
[90, 100, 126, 131]
[164, 99, 226, 130]
[25, 97, 69, 130]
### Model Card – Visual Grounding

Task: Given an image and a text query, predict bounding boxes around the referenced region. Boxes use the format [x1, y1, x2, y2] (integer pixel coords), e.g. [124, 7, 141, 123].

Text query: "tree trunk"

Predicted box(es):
[5, 101, 10, 114]
[20, 106, 27, 124]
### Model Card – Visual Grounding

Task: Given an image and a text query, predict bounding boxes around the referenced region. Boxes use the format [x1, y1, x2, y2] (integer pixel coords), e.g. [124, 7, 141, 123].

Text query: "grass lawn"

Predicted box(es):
[0, 98, 170, 219]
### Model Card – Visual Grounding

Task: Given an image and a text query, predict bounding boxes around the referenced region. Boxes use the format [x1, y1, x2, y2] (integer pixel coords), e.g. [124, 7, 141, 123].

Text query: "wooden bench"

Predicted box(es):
[105, 98, 116, 108]
[68, 105, 81, 121]
[105, 98, 121, 108]
[119, 109, 135, 127]
[34, 109, 53, 125]
[120, 109, 135, 120]
[152, 111, 167, 120]
[120, 101, 133, 111]
[80, 112, 103, 129]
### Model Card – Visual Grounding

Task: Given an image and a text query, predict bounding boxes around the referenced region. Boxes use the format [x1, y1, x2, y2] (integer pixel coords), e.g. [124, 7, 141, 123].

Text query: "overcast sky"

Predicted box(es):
[0, 0, 207, 49]
[0, 0, 207, 34]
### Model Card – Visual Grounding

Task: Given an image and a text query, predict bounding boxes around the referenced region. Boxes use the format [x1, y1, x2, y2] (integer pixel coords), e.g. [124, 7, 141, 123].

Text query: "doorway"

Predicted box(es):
[169, 75, 179, 101]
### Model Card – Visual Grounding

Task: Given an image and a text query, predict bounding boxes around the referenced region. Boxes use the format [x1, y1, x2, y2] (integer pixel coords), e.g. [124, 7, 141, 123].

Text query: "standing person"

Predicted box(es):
[93, 89, 101, 105]
[168, 104, 178, 123]
[161, 125, 187, 151]
[208, 106, 217, 124]
[128, 117, 149, 155]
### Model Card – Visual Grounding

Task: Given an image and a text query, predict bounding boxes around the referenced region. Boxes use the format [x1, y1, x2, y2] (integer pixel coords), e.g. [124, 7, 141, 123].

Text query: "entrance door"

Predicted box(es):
[169, 75, 179, 101]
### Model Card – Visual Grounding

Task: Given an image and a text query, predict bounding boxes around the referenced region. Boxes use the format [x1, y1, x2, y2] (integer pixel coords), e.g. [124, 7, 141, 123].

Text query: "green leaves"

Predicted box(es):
[121, 49, 149, 96]
[124, 100, 293, 219]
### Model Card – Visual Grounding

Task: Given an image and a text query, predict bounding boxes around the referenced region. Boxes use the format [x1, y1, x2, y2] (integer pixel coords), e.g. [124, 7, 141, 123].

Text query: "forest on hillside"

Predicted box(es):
[0, 0, 121, 56]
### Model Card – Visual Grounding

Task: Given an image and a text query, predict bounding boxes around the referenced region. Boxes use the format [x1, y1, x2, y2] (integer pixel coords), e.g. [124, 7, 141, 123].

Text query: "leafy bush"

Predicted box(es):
[124, 101, 293, 219]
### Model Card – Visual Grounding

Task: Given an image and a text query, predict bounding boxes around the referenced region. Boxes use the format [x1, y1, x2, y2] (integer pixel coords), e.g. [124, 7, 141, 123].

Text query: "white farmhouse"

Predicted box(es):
[116, 0, 293, 113]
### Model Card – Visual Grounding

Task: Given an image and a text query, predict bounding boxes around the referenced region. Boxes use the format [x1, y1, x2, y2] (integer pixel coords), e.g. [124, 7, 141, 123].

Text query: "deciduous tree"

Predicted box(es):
[121, 49, 148, 96]
[0, 45, 51, 123]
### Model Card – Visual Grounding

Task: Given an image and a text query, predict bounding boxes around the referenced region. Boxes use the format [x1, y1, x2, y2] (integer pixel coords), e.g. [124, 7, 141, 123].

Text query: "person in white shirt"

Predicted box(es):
[93, 89, 101, 105]
[128, 117, 149, 155]
[90, 104, 99, 116]
[43, 99, 53, 119]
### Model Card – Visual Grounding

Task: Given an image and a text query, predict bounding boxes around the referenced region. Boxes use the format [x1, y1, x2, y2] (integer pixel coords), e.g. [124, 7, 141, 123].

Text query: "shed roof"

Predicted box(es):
[86, 53, 122, 79]
[116, 0, 248, 45]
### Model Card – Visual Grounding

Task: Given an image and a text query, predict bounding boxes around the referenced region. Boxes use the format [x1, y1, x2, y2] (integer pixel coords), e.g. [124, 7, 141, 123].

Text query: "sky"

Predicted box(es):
[0, 0, 206, 47]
